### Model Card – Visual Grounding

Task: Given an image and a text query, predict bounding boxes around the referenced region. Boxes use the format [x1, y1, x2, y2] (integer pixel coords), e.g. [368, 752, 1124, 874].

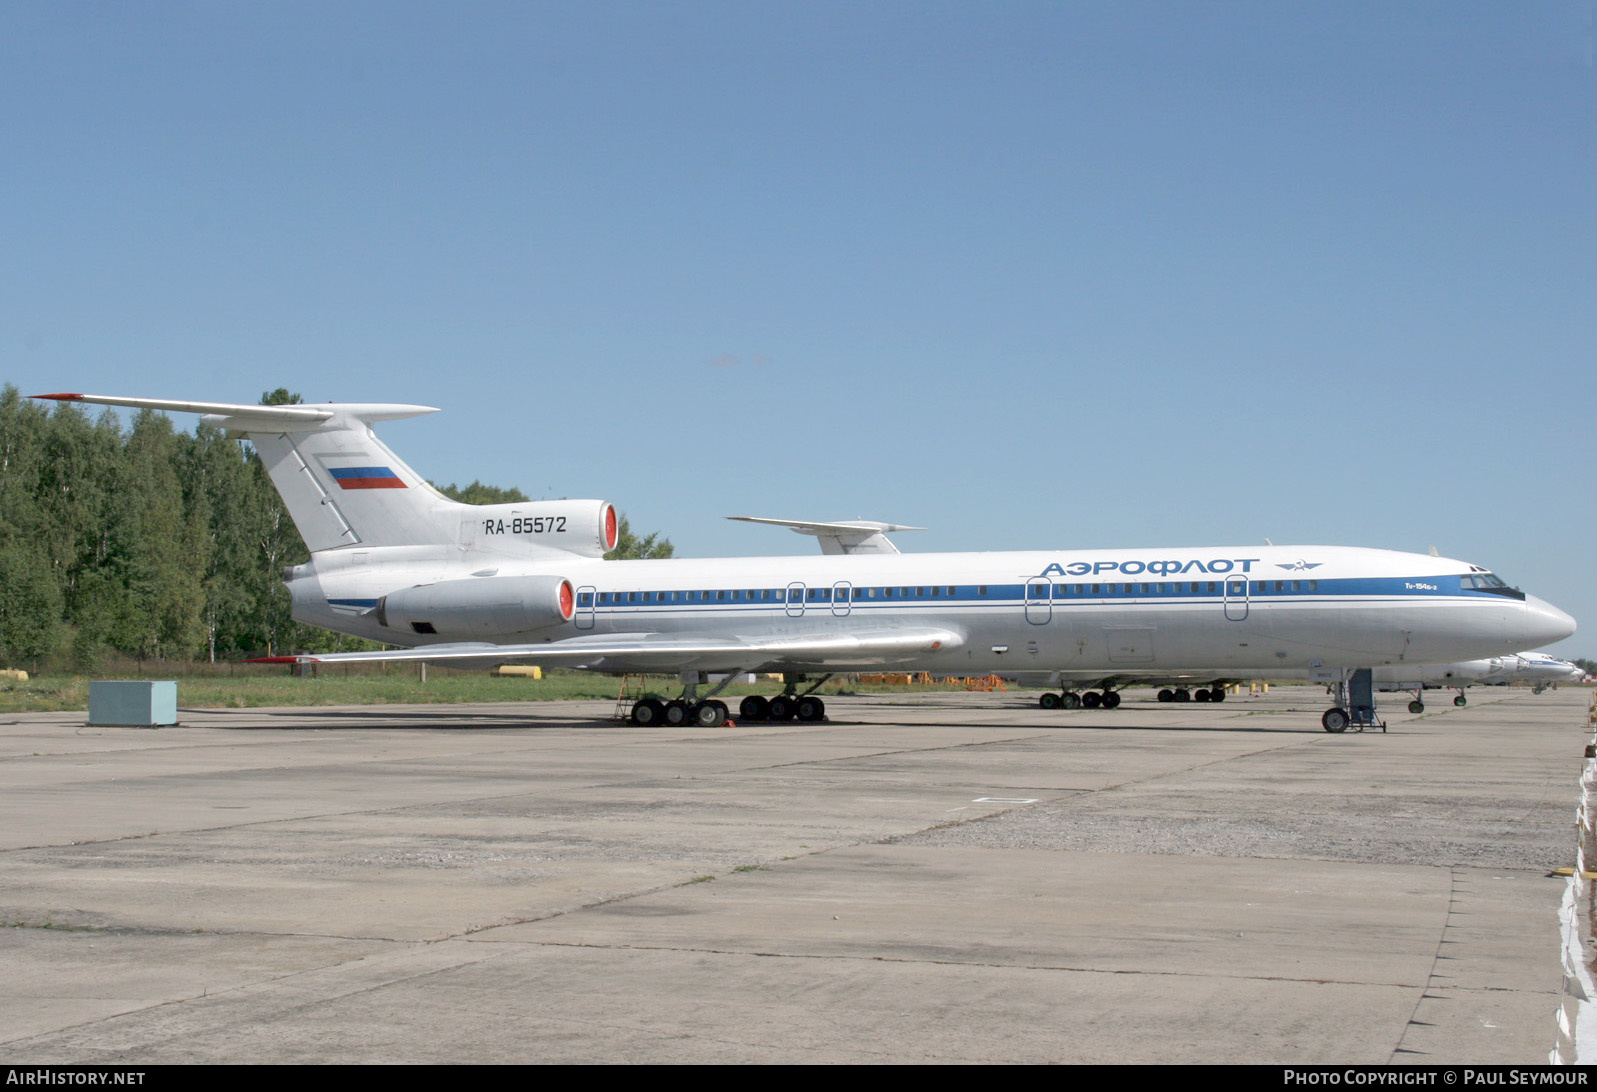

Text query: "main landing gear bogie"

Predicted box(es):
[1038, 690, 1118, 710]
[631, 697, 731, 728]
[739, 673, 833, 723]
[631, 698, 666, 726]
[739, 693, 826, 723]
[696, 699, 730, 727]
[1155, 688, 1226, 703]
[631, 668, 823, 729]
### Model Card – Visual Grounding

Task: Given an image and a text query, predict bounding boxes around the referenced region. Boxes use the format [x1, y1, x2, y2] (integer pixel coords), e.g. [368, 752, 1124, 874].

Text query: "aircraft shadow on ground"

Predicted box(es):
[185, 703, 1362, 735]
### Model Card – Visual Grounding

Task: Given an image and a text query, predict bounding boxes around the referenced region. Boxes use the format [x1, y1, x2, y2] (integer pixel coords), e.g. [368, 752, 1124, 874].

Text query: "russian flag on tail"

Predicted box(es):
[329, 466, 407, 489]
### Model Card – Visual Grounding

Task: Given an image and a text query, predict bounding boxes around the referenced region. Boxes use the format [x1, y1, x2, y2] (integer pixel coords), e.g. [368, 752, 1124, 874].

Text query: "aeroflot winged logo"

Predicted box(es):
[1040, 557, 1263, 577]
[328, 466, 407, 490]
[1277, 560, 1322, 571]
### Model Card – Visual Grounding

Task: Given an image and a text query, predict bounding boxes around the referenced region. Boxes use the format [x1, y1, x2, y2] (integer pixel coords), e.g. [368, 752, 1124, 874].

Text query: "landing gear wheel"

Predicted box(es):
[1062, 692, 1082, 710]
[664, 700, 690, 726]
[1174, 689, 1191, 703]
[1454, 694, 1467, 707]
[1408, 700, 1425, 714]
[694, 701, 727, 727]
[767, 695, 797, 721]
[1082, 691, 1103, 709]
[1194, 688, 1210, 703]
[739, 695, 770, 721]
[631, 698, 666, 726]
[1322, 707, 1350, 733]
[1039, 692, 1062, 710]
[1102, 691, 1121, 709]
[1157, 689, 1174, 703]
[796, 696, 826, 722]
[1209, 688, 1226, 703]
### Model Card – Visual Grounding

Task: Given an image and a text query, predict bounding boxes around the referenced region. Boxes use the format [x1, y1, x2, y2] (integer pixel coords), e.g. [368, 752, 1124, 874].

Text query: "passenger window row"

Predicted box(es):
[1034, 581, 1319, 596]
[579, 585, 983, 606]
[575, 580, 1326, 607]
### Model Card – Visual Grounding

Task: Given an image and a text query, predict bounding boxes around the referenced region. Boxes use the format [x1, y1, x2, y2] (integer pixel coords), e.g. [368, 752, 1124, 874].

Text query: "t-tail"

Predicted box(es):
[30, 394, 619, 561]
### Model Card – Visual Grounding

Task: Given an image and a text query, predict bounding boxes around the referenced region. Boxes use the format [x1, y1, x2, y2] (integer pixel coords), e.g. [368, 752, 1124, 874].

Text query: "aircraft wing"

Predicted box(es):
[266, 627, 964, 674]
[728, 516, 924, 555]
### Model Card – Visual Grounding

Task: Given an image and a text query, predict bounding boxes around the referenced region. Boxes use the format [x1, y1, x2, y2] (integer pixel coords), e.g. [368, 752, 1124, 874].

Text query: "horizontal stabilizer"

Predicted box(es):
[32, 393, 439, 432]
[32, 393, 459, 554]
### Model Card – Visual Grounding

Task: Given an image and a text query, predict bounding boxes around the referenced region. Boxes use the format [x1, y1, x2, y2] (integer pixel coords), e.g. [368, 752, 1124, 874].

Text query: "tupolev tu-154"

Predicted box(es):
[34, 393, 1577, 733]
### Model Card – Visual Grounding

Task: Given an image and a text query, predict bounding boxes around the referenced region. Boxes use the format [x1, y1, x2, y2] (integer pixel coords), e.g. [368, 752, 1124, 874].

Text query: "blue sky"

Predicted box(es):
[4, 2, 1593, 655]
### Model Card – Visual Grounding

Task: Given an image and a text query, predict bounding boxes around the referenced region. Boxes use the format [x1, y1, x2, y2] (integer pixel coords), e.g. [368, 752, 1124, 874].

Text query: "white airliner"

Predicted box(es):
[1512, 651, 1588, 687]
[1015, 651, 1586, 717]
[1374, 651, 1585, 712]
[34, 394, 1578, 733]
[742, 514, 1589, 717]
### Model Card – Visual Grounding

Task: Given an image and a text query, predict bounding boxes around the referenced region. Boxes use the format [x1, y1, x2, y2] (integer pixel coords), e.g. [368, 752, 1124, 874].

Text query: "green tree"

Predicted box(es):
[102, 410, 207, 660]
[0, 543, 61, 668]
[0, 387, 48, 536]
[0, 387, 50, 564]
[184, 422, 280, 658]
[41, 398, 130, 664]
[0, 388, 60, 665]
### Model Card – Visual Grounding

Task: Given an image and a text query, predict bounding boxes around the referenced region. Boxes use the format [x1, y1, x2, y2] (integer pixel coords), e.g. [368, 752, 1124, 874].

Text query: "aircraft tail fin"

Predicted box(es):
[239, 404, 452, 552]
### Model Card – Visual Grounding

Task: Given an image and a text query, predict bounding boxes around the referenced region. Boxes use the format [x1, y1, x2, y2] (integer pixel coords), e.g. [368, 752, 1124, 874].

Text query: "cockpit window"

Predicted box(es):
[1462, 572, 1525, 599]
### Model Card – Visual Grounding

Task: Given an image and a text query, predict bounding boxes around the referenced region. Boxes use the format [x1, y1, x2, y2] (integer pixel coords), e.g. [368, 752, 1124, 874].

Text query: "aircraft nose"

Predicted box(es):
[1524, 595, 1577, 646]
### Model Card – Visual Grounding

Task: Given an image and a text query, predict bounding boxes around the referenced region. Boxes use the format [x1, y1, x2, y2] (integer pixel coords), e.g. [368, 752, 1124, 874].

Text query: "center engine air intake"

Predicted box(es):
[377, 575, 575, 639]
[462, 499, 619, 558]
